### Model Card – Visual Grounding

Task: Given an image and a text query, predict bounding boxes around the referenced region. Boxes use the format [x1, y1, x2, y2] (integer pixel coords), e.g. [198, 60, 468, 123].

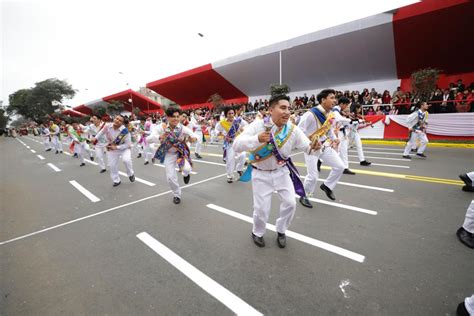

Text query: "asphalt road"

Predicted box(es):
[1, 135, 473, 315]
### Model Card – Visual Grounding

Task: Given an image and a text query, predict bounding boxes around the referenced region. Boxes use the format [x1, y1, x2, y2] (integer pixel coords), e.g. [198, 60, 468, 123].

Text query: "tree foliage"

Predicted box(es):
[0, 109, 9, 129]
[7, 78, 76, 122]
[106, 100, 124, 116]
[411, 68, 440, 102]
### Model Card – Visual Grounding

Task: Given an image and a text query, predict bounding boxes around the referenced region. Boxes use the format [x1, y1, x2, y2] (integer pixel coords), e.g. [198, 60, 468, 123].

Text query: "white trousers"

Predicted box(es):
[52, 135, 62, 152]
[225, 145, 246, 179]
[350, 132, 365, 162]
[403, 131, 428, 155]
[95, 145, 107, 170]
[210, 129, 218, 143]
[74, 142, 86, 164]
[42, 137, 51, 150]
[303, 147, 344, 195]
[251, 167, 297, 237]
[164, 152, 192, 198]
[195, 131, 203, 154]
[339, 137, 349, 169]
[463, 200, 474, 234]
[144, 143, 155, 163]
[107, 149, 134, 183]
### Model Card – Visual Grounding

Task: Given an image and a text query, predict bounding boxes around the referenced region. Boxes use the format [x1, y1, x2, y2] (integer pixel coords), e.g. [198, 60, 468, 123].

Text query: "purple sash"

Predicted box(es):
[268, 133, 306, 198]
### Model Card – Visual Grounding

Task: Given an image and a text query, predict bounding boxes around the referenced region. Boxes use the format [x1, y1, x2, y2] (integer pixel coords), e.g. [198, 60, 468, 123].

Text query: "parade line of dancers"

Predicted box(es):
[35, 84, 444, 249]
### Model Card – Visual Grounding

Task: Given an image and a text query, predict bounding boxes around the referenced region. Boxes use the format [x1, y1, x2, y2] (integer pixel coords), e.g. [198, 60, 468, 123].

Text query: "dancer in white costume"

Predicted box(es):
[89, 116, 108, 173]
[234, 84, 321, 248]
[348, 104, 372, 167]
[402, 101, 430, 159]
[147, 105, 197, 204]
[298, 89, 345, 208]
[92, 115, 135, 187]
[215, 106, 248, 183]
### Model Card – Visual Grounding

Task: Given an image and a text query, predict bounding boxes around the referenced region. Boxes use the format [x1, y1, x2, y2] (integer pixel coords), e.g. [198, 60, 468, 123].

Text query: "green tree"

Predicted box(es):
[93, 105, 107, 118]
[0, 109, 9, 129]
[411, 68, 440, 102]
[106, 100, 124, 116]
[7, 78, 76, 121]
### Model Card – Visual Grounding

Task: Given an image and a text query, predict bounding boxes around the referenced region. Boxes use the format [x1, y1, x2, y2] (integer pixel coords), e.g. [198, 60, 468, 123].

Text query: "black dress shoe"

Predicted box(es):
[456, 227, 474, 249]
[129, 174, 135, 182]
[411, 148, 417, 153]
[277, 233, 286, 248]
[360, 160, 371, 166]
[60, 151, 63, 153]
[320, 183, 335, 200]
[195, 153, 203, 159]
[152, 158, 156, 163]
[73, 152, 77, 157]
[457, 301, 469, 316]
[90, 156, 94, 161]
[183, 174, 190, 184]
[137, 153, 142, 158]
[144, 161, 149, 165]
[402, 155, 411, 159]
[251, 233, 265, 247]
[462, 185, 474, 192]
[80, 163, 85, 167]
[343, 169, 356, 175]
[459, 174, 473, 186]
[100, 169, 107, 173]
[416, 153, 427, 158]
[317, 159, 322, 172]
[299, 196, 313, 208]
[173, 196, 181, 204]
[237, 171, 243, 177]
[227, 178, 233, 183]
[113, 181, 121, 187]
[56, 151, 59, 154]
[46, 148, 52, 152]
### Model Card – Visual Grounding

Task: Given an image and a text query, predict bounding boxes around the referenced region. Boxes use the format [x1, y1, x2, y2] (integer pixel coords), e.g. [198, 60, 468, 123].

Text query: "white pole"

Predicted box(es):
[279, 51, 282, 84]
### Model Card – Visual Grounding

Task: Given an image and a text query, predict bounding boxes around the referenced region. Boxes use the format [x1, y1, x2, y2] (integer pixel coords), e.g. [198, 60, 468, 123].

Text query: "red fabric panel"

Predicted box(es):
[73, 104, 93, 115]
[393, 1, 474, 79]
[383, 119, 474, 140]
[400, 72, 474, 92]
[393, 0, 468, 21]
[146, 64, 247, 106]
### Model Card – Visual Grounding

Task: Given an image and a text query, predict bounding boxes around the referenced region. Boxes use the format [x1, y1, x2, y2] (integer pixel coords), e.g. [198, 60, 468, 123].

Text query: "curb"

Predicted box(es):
[361, 140, 474, 148]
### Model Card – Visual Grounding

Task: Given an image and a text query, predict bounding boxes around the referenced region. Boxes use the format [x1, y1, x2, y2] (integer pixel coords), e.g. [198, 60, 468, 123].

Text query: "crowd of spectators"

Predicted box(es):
[241, 79, 474, 116]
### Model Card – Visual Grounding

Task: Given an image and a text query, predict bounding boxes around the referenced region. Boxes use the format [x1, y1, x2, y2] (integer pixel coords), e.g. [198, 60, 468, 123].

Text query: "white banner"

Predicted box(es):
[388, 113, 474, 136]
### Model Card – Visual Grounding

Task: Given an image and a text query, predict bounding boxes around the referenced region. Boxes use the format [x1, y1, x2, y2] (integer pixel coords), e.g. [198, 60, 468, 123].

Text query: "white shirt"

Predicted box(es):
[95, 123, 131, 151]
[233, 118, 315, 171]
[298, 105, 337, 141]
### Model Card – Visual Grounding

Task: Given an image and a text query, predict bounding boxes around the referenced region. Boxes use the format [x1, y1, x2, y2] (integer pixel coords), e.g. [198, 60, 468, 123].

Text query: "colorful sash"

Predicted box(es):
[221, 118, 242, 161]
[309, 107, 335, 142]
[413, 110, 428, 131]
[154, 124, 193, 172]
[111, 127, 129, 146]
[239, 121, 306, 197]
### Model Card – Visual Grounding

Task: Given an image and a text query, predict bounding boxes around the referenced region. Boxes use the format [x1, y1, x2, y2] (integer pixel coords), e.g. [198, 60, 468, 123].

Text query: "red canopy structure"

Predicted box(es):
[103, 89, 162, 114]
[73, 89, 162, 115]
[146, 64, 248, 108]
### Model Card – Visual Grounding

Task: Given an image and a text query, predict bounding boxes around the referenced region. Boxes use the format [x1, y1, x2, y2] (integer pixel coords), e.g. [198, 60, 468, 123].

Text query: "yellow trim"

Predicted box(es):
[292, 162, 464, 186]
[360, 140, 474, 148]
